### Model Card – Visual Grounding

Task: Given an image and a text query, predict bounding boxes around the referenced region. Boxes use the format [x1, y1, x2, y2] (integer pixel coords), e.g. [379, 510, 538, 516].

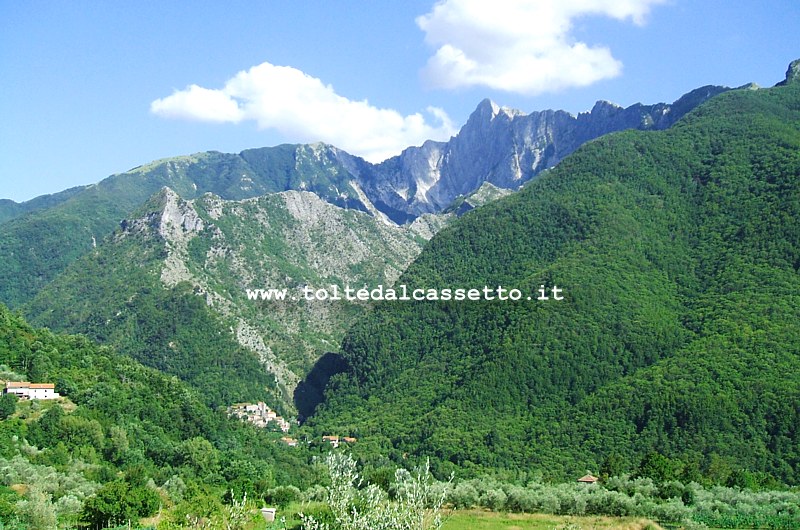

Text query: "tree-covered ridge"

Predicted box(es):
[0, 303, 321, 528]
[0, 185, 88, 225]
[308, 80, 800, 483]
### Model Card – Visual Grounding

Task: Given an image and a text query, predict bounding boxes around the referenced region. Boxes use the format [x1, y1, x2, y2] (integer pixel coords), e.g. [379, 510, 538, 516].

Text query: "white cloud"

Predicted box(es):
[150, 62, 456, 163]
[416, 0, 667, 95]
[150, 84, 244, 123]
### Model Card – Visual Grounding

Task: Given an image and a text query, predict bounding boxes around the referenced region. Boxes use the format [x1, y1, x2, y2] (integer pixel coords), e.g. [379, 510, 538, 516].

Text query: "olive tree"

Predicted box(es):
[301, 453, 449, 530]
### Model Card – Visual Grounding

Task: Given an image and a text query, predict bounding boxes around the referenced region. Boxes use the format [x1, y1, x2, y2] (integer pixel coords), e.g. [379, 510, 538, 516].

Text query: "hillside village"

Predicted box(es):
[227, 401, 291, 432]
[226, 401, 361, 449]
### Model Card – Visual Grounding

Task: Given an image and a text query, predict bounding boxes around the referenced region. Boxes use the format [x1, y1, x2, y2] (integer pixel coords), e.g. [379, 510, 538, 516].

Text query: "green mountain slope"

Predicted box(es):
[0, 185, 88, 225]
[0, 145, 367, 308]
[308, 69, 800, 483]
[21, 190, 282, 409]
[1, 85, 729, 311]
[0, 303, 321, 527]
[25, 187, 441, 410]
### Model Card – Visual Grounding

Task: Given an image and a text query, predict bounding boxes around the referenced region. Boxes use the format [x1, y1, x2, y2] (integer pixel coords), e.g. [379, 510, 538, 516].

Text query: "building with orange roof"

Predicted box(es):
[4, 382, 60, 400]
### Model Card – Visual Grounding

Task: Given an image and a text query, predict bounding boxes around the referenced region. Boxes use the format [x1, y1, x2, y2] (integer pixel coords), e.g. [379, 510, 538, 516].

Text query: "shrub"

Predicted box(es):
[302, 484, 328, 503]
[505, 485, 537, 512]
[479, 488, 507, 511]
[658, 480, 686, 500]
[80, 480, 160, 529]
[0, 394, 17, 420]
[300, 453, 449, 530]
[264, 485, 301, 509]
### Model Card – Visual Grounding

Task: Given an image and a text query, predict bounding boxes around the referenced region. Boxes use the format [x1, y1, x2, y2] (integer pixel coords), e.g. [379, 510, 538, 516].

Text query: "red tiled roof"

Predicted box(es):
[5, 381, 32, 388]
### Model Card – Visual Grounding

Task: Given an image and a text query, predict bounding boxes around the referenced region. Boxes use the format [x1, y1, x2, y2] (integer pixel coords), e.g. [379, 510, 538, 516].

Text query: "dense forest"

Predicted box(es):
[308, 78, 800, 484]
[3, 304, 798, 529]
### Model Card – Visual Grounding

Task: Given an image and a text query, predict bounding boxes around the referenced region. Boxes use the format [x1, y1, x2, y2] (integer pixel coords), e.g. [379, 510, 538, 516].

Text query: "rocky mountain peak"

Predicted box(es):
[118, 186, 204, 242]
[783, 58, 800, 85]
[474, 98, 500, 119]
[470, 98, 524, 125]
[589, 100, 623, 116]
[158, 188, 204, 241]
[359, 83, 729, 220]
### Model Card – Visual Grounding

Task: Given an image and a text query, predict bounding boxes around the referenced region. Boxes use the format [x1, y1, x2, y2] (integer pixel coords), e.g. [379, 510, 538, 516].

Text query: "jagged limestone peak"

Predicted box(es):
[775, 58, 800, 87]
[471, 98, 524, 122]
[785, 58, 800, 84]
[118, 186, 204, 241]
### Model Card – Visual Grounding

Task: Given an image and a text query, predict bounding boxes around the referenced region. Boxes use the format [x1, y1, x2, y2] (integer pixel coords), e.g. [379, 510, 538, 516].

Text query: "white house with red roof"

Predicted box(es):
[4, 381, 60, 400]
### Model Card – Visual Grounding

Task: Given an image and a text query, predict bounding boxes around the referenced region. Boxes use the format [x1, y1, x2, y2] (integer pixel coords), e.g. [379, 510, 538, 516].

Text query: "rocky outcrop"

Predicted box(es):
[355, 87, 730, 219]
[776, 58, 800, 86]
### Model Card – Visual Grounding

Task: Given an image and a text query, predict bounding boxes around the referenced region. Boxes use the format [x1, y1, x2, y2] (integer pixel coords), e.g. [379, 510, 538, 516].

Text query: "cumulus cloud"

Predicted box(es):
[150, 62, 456, 162]
[416, 0, 667, 95]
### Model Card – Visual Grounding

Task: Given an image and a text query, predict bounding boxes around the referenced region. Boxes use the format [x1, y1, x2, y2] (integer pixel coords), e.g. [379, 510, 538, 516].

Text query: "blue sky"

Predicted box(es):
[1, 0, 798, 202]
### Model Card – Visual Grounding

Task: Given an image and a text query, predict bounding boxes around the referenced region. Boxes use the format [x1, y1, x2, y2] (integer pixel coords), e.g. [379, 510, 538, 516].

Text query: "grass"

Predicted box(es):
[258, 505, 665, 530]
[440, 509, 664, 530]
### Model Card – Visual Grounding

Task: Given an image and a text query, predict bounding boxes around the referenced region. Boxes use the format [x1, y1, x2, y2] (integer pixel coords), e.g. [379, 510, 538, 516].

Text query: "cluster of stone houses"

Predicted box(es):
[277, 434, 357, 448]
[3, 382, 60, 400]
[227, 401, 291, 432]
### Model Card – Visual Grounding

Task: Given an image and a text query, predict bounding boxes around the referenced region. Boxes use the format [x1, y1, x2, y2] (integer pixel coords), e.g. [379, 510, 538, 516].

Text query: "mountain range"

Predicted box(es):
[24, 186, 440, 407]
[1, 84, 729, 308]
[0, 78, 736, 416]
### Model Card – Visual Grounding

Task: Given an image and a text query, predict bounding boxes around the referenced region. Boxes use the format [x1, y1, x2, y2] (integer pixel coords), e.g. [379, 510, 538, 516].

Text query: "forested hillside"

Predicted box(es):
[308, 73, 800, 484]
[0, 304, 321, 528]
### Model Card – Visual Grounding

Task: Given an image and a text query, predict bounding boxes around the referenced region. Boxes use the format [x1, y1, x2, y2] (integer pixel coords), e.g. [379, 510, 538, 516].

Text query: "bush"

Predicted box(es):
[302, 484, 328, 503]
[264, 485, 301, 508]
[80, 480, 160, 529]
[648, 497, 692, 523]
[300, 453, 449, 530]
[15, 485, 57, 530]
[584, 489, 635, 517]
[0, 393, 17, 420]
[658, 480, 686, 500]
[505, 485, 537, 512]
[479, 488, 507, 511]
[448, 481, 478, 509]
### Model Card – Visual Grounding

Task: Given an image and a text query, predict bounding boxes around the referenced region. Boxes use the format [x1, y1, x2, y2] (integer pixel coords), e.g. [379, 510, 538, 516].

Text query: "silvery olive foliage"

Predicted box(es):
[301, 453, 450, 530]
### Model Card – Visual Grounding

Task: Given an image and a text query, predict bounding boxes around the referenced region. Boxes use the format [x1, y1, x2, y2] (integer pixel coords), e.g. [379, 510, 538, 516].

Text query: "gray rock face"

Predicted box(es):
[352, 87, 730, 220]
[776, 58, 800, 86]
